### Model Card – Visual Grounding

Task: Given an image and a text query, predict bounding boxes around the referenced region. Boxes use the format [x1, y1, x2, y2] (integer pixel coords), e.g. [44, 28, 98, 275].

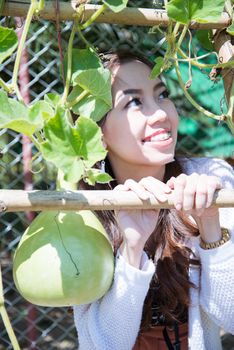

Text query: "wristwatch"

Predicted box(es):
[200, 228, 230, 250]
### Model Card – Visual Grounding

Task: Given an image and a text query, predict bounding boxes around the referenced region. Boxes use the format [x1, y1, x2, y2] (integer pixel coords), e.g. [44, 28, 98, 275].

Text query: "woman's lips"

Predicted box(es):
[142, 130, 172, 143]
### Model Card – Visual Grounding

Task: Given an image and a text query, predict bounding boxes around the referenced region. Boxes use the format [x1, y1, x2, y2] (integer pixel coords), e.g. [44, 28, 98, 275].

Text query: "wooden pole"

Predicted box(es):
[213, 29, 234, 123]
[0, 189, 233, 212]
[1, 2, 231, 29]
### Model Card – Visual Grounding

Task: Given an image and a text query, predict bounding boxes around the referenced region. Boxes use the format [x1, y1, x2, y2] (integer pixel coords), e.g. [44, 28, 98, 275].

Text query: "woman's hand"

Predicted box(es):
[114, 177, 171, 268]
[167, 173, 223, 243]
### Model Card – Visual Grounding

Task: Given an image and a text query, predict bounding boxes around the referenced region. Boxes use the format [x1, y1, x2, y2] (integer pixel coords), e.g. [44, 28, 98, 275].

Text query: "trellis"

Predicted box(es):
[0, 1, 234, 349]
[0, 0, 233, 196]
[1, 2, 232, 28]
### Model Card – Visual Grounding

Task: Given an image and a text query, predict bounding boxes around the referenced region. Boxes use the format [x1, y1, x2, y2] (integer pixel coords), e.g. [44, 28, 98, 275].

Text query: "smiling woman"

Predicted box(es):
[73, 51, 234, 350]
[102, 59, 179, 184]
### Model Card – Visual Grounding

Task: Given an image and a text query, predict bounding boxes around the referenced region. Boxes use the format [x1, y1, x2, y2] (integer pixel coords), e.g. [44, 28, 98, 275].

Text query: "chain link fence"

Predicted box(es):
[0, 1, 234, 349]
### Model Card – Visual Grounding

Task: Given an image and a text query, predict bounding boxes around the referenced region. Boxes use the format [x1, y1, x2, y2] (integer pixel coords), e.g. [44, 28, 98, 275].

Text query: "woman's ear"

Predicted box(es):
[101, 135, 107, 149]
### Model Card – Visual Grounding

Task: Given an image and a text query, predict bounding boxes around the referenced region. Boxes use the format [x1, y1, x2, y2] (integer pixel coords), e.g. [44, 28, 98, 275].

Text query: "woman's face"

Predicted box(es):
[102, 60, 179, 180]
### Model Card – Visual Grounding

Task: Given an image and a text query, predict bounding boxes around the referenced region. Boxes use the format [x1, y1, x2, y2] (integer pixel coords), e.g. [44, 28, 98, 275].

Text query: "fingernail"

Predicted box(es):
[176, 204, 182, 210]
[141, 193, 149, 200]
[159, 195, 168, 202]
[164, 186, 171, 193]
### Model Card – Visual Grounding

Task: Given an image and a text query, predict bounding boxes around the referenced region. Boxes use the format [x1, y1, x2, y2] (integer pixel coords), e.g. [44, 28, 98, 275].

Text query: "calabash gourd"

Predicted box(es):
[13, 210, 114, 306]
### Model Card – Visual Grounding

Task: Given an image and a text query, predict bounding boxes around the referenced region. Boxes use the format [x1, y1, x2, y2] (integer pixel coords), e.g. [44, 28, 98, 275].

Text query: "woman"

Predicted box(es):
[73, 51, 234, 350]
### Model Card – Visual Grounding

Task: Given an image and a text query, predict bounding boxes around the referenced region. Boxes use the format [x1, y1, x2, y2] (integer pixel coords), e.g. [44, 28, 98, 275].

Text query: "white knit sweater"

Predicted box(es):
[74, 157, 234, 350]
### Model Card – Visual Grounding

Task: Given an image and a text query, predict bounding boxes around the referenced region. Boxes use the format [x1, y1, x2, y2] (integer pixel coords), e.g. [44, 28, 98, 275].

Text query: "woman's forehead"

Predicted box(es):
[111, 60, 161, 95]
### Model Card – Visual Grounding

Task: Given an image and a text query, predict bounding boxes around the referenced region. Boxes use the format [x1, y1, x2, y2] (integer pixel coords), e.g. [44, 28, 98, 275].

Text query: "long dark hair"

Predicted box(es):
[79, 50, 200, 330]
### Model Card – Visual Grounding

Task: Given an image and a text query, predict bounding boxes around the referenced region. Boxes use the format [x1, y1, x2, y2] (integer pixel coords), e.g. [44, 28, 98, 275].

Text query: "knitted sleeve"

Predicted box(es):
[73, 252, 155, 350]
[182, 157, 234, 334]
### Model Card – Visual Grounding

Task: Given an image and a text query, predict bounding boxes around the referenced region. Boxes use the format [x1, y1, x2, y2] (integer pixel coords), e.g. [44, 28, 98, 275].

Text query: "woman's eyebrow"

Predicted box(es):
[115, 81, 166, 105]
[122, 82, 166, 96]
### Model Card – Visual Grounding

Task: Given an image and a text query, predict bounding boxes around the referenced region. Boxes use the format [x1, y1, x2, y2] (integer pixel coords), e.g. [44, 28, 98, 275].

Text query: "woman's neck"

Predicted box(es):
[108, 157, 166, 184]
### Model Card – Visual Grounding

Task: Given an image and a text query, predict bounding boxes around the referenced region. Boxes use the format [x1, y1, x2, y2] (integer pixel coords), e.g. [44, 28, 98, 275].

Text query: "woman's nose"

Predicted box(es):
[146, 108, 168, 125]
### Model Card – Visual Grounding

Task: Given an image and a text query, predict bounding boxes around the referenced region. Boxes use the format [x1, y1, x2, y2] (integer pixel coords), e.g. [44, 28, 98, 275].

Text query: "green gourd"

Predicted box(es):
[13, 210, 114, 307]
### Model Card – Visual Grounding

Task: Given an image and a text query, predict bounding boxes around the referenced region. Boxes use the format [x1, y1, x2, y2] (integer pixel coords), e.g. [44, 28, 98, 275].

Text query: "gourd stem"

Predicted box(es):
[61, 21, 77, 105]
[0, 78, 11, 92]
[66, 89, 89, 109]
[177, 48, 234, 69]
[0, 263, 21, 350]
[12, 0, 38, 100]
[174, 53, 226, 122]
[80, 4, 107, 30]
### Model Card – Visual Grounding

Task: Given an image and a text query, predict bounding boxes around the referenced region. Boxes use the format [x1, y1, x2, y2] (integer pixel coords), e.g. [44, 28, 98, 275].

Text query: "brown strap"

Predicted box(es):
[163, 322, 181, 350]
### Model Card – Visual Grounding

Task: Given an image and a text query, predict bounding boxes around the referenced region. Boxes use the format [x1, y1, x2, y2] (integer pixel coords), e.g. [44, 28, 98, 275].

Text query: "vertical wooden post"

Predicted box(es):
[213, 29, 234, 122]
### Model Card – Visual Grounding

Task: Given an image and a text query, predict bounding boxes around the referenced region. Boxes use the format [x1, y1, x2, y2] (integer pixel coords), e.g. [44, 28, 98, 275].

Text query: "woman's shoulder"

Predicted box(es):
[177, 156, 234, 185]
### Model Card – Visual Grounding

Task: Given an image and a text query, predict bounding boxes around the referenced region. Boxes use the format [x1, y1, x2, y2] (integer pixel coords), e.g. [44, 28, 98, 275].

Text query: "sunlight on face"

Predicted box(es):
[102, 60, 179, 181]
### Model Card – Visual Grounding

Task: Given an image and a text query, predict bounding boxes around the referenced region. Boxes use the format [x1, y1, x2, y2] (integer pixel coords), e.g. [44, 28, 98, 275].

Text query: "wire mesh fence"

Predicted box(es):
[0, 1, 234, 349]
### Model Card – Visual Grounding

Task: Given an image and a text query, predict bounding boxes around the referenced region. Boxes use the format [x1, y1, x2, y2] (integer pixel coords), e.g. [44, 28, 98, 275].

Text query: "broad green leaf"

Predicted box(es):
[44, 93, 61, 108]
[0, 91, 44, 136]
[68, 85, 110, 122]
[76, 116, 107, 168]
[166, 0, 225, 24]
[64, 48, 102, 84]
[85, 168, 112, 186]
[0, 26, 18, 64]
[41, 108, 84, 183]
[30, 100, 54, 122]
[73, 67, 112, 107]
[195, 30, 214, 51]
[102, 0, 128, 12]
[40, 112, 107, 183]
[150, 57, 164, 79]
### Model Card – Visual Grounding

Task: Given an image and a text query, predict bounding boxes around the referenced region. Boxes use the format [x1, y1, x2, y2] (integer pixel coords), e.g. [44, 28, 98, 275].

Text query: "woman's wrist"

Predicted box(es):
[194, 211, 222, 243]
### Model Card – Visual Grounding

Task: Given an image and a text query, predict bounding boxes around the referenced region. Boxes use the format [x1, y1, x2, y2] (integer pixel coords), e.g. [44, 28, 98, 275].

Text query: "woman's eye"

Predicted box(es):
[125, 98, 142, 108]
[158, 90, 170, 100]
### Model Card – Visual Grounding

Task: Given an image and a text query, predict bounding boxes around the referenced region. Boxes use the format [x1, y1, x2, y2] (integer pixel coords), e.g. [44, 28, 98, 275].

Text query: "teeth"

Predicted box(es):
[145, 132, 171, 142]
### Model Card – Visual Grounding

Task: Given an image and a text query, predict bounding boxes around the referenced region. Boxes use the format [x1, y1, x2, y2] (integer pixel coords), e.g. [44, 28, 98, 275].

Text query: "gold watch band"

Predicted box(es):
[200, 228, 231, 250]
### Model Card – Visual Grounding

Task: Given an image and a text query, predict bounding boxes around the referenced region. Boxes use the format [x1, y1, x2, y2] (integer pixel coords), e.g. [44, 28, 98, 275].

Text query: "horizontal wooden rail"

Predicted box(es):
[0, 189, 233, 212]
[1, 2, 231, 29]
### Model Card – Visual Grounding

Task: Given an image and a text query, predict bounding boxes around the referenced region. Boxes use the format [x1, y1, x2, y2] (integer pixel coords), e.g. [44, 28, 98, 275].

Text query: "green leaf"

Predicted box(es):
[195, 30, 214, 51]
[0, 91, 44, 136]
[30, 100, 54, 122]
[40, 110, 106, 183]
[41, 108, 84, 183]
[68, 85, 110, 122]
[73, 67, 112, 107]
[102, 0, 128, 12]
[227, 14, 234, 35]
[85, 169, 112, 186]
[0, 26, 18, 64]
[150, 57, 164, 79]
[76, 116, 107, 168]
[64, 48, 102, 85]
[166, 0, 225, 24]
[44, 93, 61, 108]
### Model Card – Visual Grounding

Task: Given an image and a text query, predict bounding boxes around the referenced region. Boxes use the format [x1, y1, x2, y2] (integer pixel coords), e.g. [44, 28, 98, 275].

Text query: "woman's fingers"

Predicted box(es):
[139, 177, 171, 202]
[168, 173, 223, 213]
[205, 177, 222, 208]
[114, 178, 171, 202]
[124, 179, 150, 200]
[172, 174, 187, 210]
[114, 174, 222, 213]
[194, 174, 208, 210]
